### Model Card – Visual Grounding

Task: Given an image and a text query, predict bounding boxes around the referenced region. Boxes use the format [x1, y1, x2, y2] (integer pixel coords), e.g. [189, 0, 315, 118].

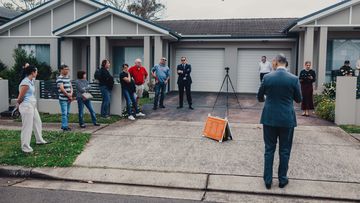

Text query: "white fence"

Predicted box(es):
[335, 77, 360, 125]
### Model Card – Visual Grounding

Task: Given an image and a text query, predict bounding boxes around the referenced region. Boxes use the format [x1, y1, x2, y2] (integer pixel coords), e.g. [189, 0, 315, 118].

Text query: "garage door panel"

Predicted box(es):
[175, 49, 225, 92]
[237, 49, 292, 93]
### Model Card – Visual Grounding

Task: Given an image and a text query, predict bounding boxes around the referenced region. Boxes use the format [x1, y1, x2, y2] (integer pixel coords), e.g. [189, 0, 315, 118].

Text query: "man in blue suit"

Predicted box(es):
[257, 54, 302, 190]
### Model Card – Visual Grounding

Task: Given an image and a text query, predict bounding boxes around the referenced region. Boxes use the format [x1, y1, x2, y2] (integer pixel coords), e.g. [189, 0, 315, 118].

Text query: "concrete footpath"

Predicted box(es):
[1, 119, 359, 202]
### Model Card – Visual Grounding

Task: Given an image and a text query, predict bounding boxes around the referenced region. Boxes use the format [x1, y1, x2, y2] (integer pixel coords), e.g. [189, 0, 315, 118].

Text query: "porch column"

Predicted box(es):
[99, 36, 109, 64]
[317, 26, 328, 91]
[90, 36, 97, 81]
[143, 36, 151, 73]
[154, 36, 163, 66]
[303, 27, 314, 65]
[297, 32, 305, 75]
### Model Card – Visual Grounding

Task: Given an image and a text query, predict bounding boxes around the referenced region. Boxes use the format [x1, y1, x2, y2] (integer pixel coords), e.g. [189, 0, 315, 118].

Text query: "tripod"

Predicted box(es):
[212, 67, 242, 118]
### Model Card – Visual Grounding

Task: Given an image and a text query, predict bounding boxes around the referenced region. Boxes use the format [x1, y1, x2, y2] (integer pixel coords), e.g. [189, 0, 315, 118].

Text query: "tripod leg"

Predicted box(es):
[227, 76, 242, 109]
[212, 75, 228, 112]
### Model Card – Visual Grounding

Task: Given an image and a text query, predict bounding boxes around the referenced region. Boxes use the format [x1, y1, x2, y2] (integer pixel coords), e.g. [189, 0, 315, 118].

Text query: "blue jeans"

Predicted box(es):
[154, 82, 166, 107]
[100, 85, 111, 117]
[77, 98, 97, 125]
[59, 100, 71, 129]
[263, 125, 294, 185]
[123, 89, 139, 116]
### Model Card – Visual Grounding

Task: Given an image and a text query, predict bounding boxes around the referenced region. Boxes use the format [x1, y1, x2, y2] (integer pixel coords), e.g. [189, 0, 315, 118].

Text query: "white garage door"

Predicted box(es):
[237, 49, 292, 93]
[175, 49, 225, 92]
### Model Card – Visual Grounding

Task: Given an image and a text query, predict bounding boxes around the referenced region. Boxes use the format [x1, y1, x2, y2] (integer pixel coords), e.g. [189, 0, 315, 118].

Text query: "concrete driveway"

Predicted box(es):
[141, 92, 334, 126]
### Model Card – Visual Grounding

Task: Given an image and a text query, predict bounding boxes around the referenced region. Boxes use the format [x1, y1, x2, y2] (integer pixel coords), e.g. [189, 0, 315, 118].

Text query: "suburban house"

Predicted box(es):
[0, 0, 359, 94]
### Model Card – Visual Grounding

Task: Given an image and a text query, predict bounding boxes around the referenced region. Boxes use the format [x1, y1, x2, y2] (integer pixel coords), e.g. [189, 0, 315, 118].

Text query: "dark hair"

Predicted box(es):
[262, 56, 267, 59]
[59, 64, 68, 71]
[101, 59, 109, 68]
[77, 71, 86, 79]
[344, 60, 350, 64]
[122, 64, 129, 69]
[25, 65, 37, 76]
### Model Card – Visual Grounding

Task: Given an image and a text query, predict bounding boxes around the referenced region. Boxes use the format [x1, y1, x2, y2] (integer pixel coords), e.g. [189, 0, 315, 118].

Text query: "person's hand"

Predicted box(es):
[309, 76, 313, 80]
[178, 70, 183, 74]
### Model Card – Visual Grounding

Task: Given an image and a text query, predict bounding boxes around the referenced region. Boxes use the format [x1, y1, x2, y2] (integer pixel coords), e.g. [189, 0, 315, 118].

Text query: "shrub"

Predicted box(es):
[5, 48, 53, 98]
[315, 97, 335, 122]
[322, 81, 336, 99]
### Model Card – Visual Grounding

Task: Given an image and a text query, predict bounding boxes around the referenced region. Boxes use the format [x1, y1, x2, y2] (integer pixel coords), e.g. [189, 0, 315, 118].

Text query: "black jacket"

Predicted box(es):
[299, 69, 316, 84]
[98, 67, 114, 90]
[177, 64, 192, 84]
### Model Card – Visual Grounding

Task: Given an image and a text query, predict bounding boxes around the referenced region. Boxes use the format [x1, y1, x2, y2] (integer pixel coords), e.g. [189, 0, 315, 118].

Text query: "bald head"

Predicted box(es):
[135, 58, 142, 67]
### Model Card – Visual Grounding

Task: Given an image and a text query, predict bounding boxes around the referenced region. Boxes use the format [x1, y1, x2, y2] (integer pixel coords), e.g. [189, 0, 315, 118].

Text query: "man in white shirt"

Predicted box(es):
[259, 56, 272, 82]
[356, 56, 360, 76]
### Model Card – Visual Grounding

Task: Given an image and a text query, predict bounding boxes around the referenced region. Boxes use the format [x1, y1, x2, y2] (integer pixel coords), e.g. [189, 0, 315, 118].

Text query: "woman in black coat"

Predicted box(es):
[299, 61, 316, 116]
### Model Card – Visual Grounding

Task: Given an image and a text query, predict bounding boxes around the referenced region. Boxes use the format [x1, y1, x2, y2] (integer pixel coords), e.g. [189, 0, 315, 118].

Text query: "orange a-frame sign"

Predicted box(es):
[202, 114, 233, 142]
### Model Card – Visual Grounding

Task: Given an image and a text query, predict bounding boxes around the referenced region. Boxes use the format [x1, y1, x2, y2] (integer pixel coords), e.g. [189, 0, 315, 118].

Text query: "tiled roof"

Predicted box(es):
[0, 7, 21, 19]
[157, 18, 297, 37]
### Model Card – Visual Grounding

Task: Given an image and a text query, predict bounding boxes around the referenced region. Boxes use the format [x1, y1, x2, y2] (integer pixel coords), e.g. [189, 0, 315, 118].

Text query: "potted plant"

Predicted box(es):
[147, 79, 155, 99]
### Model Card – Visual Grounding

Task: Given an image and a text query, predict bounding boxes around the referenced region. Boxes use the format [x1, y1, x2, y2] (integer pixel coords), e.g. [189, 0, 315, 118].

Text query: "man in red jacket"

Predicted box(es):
[129, 58, 148, 103]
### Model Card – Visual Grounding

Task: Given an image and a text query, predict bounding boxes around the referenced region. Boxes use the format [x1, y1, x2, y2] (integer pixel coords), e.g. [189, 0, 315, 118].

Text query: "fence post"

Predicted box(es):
[110, 83, 122, 116]
[335, 77, 357, 125]
[0, 80, 9, 112]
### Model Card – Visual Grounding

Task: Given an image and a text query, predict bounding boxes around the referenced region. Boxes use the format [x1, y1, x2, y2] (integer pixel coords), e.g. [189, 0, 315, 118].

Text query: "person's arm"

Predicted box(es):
[144, 68, 148, 80]
[17, 85, 29, 105]
[76, 81, 86, 94]
[122, 73, 132, 83]
[257, 79, 265, 102]
[165, 68, 170, 84]
[294, 79, 302, 103]
[58, 82, 71, 99]
[177, 65, 183, 75]
[311, 71, 316, 83]
[151, 67, 157, 78]
[187, 65, 192, 74]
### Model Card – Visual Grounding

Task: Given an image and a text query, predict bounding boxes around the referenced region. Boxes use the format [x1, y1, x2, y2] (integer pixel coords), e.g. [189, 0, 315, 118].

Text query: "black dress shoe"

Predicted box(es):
[94, 123, 100, 126]
[80, 124, 86, 128]
[189, 106, 194, 110]
[159, 105, 165, 108]
[177, 106, 183, 109]
[265, 183, 271, 190]
[153, 106, 157, 110]
[279, 180, 289, 188]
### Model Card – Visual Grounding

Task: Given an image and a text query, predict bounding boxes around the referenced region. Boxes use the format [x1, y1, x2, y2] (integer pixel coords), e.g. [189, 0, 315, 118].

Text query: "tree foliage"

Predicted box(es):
[1, 0, 50, 12]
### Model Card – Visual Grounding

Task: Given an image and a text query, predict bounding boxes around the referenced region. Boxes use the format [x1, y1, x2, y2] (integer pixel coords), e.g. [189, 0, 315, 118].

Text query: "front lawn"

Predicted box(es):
[16, 113, 121, 124]
[340, 125, 360, 134]
[0, 130, 90, 167]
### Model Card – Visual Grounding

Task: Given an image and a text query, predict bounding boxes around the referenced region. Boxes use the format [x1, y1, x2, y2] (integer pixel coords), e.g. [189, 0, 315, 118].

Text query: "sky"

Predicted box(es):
[161, 0, 342, 20]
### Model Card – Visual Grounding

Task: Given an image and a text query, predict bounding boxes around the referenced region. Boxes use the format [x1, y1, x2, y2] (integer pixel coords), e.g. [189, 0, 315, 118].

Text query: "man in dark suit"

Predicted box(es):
[257, 54, 302, 190]
[177, 57, 193, 110]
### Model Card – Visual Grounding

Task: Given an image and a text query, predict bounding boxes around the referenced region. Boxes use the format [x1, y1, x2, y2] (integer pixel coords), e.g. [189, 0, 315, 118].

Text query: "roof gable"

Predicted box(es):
[0, 0, 104, 33]
[53, 6, 179, 38]
[286, 0, 360, 31]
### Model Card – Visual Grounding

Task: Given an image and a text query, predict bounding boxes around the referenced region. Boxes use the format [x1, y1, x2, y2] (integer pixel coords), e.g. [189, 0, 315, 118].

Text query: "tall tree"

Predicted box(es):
[127, 0, 165, 20]
[102, 0, 128, 10]
[1, 0, 50, 11]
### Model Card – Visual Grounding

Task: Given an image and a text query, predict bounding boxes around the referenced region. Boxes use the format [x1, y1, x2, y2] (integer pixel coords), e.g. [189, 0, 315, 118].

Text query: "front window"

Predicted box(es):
[326, 39, 360, 82]
[19, 44, 50, 65]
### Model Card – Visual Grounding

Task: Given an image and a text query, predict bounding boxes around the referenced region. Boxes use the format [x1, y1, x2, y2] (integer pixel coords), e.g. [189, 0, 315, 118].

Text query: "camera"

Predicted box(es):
[225, 67, 230, 71]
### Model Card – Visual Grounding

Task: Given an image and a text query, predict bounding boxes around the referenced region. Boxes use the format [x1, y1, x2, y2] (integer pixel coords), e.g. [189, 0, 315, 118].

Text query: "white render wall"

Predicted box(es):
[335, 77, 360, 125]
[0, 80, 9, 112]
[11, 81, 124, 116]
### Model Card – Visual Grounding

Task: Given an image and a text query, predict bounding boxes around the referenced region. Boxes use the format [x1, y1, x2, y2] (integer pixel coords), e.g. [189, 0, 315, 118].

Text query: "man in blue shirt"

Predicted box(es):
[151, 57, 170, 110]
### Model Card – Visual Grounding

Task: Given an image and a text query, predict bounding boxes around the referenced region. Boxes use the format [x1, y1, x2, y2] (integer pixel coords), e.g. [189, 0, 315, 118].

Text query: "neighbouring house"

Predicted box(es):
[0, 0, 359, 94]
[0, 7, 21, 26]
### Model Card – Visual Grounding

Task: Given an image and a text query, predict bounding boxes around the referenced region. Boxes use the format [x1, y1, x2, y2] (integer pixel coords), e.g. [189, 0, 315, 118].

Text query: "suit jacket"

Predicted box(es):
[257, 68, 302, 128]
[177, 64, 192, 85]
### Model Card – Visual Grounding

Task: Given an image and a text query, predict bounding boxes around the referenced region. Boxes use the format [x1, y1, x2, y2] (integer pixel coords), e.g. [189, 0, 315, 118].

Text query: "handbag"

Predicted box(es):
[82, 92, 93, 100]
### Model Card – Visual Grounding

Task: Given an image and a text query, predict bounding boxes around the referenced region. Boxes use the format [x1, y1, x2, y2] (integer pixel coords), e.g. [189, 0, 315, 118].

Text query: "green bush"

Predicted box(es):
[315, 97, 335, 122]
[2, 48, 53, 98]
[322, 81, 336, 99]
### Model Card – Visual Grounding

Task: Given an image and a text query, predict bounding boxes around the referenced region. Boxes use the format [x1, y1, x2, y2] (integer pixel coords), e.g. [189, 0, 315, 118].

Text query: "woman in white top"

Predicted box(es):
[16, 65, 47, 153]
